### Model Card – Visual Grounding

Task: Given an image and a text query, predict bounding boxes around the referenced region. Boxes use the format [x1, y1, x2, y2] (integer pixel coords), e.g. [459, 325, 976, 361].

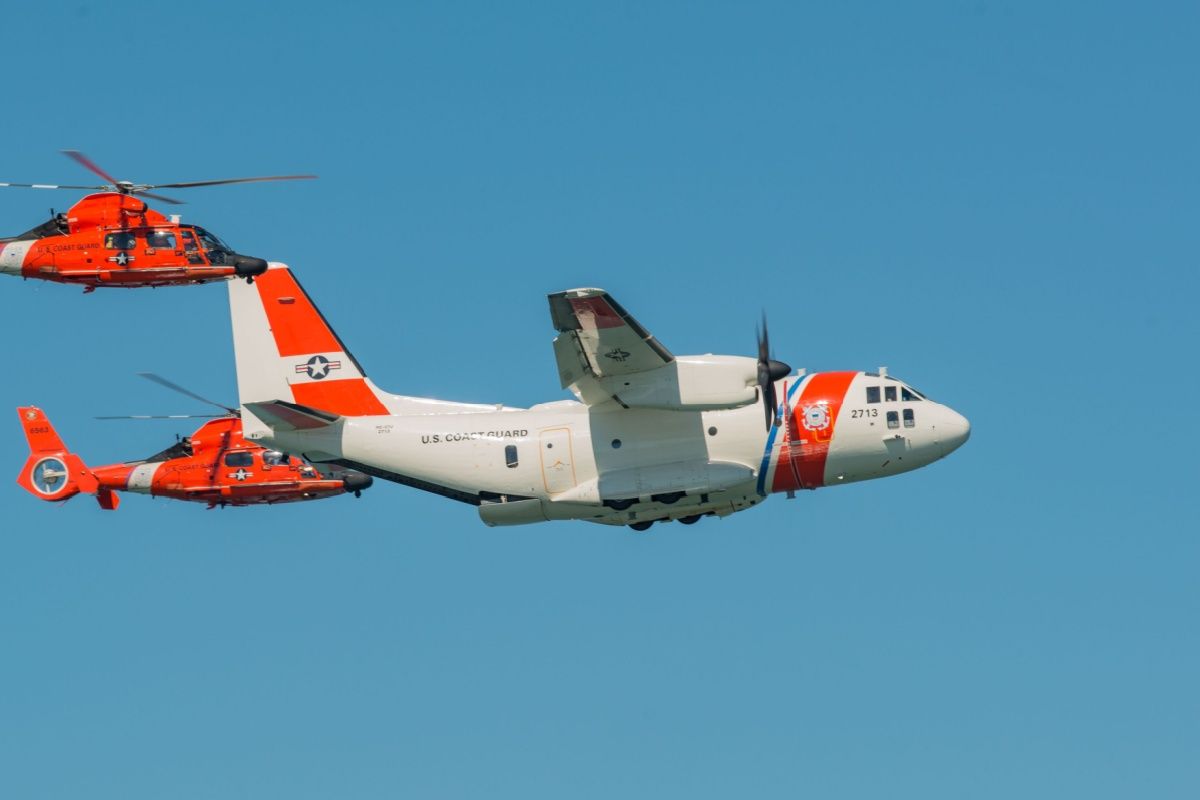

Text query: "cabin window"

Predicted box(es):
[884, 385, 897, 402]
[504, 445, 519, 468]
[887, 411, 899, 429]
[104, 232, 137, 250]
[866, 386, 881, 404]
[224, 451, 254, 467]
[903, 408, 915, 428]
[901, 386, 924, 401]
[262, 450, 287, 466]
[145, 231, 177, 250]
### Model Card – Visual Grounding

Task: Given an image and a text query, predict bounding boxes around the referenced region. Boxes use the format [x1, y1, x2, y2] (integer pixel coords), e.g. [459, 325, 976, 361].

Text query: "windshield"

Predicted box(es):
[192, 226, 231, 253]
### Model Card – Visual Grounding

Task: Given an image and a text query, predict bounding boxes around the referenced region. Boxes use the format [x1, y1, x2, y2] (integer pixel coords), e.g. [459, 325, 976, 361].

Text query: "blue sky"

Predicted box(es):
[1, 2, 1197, 797]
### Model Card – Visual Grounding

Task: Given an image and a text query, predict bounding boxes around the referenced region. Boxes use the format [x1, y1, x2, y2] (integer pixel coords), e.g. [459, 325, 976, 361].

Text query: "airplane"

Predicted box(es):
[15, 378, 373, 510]
[0, 151, 313, 291]
[222, 264, 971, 531]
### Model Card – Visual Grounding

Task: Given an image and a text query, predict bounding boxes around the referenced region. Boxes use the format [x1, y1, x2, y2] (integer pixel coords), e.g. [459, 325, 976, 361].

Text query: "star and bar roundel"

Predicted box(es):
[294, 354, 342, 380]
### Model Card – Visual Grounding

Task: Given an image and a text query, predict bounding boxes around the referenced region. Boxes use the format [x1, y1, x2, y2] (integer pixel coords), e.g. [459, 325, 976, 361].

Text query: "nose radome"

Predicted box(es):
[939, 407, 971, 456]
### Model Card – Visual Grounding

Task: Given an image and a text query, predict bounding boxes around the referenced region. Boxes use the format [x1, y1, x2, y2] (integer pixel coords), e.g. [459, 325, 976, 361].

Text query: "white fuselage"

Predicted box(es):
[245, 371, 970, 527]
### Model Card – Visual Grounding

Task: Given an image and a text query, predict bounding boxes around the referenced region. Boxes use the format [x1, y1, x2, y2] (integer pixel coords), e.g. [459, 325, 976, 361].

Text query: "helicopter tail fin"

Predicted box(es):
[228, 263, 390, 438]
[15, 406, 102, 506]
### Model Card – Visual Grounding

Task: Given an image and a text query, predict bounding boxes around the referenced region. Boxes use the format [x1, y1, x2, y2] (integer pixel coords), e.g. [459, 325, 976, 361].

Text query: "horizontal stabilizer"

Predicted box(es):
[243, 400, 342, 431]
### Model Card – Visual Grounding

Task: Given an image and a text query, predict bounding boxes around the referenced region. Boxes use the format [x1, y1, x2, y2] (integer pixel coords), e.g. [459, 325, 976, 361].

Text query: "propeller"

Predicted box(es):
[756, 314, 792, 431]
[95, 373, 239, 420]
[0, 150, 316, 205]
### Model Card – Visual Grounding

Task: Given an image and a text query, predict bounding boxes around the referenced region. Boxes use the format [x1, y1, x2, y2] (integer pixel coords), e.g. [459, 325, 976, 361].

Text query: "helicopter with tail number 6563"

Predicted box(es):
[16, 374, 372, 511]
[0, 150, 313, 291]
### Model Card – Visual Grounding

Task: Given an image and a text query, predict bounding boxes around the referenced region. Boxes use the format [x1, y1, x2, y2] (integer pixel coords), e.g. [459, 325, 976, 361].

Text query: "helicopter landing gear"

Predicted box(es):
[628, 520, 654, 532]
[678, 514, 702, 525]
[245, 276, 255, 285]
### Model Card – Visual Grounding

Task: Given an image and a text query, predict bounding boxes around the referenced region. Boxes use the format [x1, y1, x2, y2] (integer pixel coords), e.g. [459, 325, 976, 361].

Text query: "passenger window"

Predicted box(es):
[504, 444, 519, 468]
[104, 232, 137, 250]
[903, 408, 915, 428]
[145, 231, 177, 250]
[901, 387, 923, 402]
[884, 385, 897, 402]
[866, 386, 881, 404]
[262, 450, 286, 466]
[224, 451, 254, 467]
[887, 411, 899, 429]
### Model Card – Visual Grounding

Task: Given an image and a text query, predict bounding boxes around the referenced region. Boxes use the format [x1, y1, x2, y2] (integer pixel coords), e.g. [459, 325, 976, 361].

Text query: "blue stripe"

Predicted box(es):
[755, 375, 809, 496]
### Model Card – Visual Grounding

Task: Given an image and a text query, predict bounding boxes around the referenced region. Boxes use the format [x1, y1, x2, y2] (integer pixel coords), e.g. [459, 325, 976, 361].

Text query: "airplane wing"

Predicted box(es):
[548, 288, 673, 402]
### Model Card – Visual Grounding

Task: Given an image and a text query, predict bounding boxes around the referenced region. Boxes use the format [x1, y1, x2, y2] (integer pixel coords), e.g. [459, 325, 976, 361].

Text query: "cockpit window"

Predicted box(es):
[262, 450, 287, 466]
[145, 231, 177, 250]
[104, 232, 137, 250]
[866, 386, 881, 404]
[884, 385, 897, 402]
[193, 226, 230, 253]
[901, 386, 924, 401]
[903, 408, 915, 428]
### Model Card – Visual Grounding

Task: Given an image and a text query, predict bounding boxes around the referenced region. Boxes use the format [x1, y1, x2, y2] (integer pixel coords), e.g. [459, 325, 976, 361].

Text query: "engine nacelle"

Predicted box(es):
[597, 355, 758, 411]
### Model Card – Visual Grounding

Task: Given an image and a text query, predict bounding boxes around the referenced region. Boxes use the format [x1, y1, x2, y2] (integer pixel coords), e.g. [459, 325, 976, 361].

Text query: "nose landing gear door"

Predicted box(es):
[538, 427, 577, 495]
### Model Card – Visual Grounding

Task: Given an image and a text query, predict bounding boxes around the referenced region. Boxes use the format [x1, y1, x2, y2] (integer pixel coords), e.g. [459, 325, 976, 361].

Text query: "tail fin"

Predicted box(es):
[228, 264, 390, 438]
[15, 407, 101, 505]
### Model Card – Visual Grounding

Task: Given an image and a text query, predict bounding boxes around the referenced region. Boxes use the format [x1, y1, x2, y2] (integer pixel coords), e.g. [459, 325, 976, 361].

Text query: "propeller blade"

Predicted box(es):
[148, 175, 317, 189]
[755, 313, 791, 431]
[95, 414, 226, 420]
[136, 372, 238, 415]
[0, 182, 103, 190]
[135, 190, 185, 205]
[61, 149, 120, 185]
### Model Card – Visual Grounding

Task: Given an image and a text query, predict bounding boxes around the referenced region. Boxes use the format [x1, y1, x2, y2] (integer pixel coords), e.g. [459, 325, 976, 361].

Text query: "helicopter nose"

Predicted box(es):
[232, 255, 269, 278]
[938, 407, 971, 457]
[342, 472, 374, 494]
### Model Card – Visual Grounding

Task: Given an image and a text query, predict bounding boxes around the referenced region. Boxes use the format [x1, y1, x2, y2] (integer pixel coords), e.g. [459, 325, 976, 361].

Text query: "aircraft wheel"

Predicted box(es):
[678, 514, 702, 525]
[628, 520, 654, 532]
[354, 490, 362, 498]
[245, 276, 256, 284]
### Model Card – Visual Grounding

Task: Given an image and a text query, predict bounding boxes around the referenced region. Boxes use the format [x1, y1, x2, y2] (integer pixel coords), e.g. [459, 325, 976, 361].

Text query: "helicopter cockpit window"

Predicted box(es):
[145, 231, 177, 250]
[901, 386, 925, 401]
[194, 227, 230, 253]
[224, 451, 254, 467]
[104, 232, 137, 250]
[262, 450, 287, 467]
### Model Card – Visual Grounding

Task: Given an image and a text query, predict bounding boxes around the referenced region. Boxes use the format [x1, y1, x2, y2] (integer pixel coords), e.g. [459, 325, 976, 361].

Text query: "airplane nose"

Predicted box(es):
[939, 408, 971, 457]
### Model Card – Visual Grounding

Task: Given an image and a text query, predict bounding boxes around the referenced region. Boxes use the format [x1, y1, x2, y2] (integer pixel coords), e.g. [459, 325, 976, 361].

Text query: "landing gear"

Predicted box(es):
[245, 276, 255, 284]
[604, 498, 636, 511]
[628, 520, 654, 532]
[678, 514, 702, 525]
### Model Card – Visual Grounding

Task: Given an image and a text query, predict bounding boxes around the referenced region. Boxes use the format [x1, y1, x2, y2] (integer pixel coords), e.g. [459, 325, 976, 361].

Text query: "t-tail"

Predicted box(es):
[16, 407, 119, 510]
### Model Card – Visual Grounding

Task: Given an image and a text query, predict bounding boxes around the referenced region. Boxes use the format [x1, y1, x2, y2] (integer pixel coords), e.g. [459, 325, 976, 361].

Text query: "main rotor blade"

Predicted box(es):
[135, 190, 185, 205]
[137, 372, 238, 414]
[0, 182, 103, 190]
[62, 150, 120, 185]
[148, 175, 317, 189]
[95, 414, 226, 420]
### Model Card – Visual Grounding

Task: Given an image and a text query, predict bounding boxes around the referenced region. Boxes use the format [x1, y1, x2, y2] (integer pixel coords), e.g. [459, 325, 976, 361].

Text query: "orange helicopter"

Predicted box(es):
[0, 151, 313, 291]
[15, 374, 372, 510]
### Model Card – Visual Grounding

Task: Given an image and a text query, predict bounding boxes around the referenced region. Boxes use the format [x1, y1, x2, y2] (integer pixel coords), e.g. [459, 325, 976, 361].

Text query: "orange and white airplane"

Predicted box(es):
[228, 265, 970, 530]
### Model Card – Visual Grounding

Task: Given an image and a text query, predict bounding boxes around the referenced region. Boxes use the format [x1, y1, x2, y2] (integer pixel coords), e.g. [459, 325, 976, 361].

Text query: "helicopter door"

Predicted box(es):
[180, 230, 205, 265]
[538, 427, 577, 495]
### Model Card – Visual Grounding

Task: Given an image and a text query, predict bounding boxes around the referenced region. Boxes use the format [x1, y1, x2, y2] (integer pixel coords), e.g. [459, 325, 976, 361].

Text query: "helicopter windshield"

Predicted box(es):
[192, 226, 231, 253]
